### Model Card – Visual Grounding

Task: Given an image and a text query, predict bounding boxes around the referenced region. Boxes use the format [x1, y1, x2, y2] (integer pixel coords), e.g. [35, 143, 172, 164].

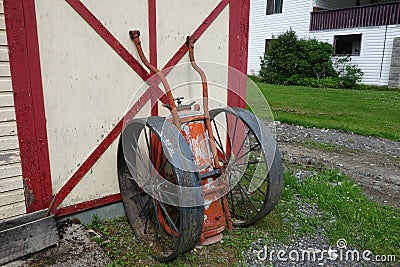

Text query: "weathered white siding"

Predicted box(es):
[311, 25, 400, 85]
[248, 0, 312, 75]
[0, 2, 26, 221]
[248, 0, 399, 85]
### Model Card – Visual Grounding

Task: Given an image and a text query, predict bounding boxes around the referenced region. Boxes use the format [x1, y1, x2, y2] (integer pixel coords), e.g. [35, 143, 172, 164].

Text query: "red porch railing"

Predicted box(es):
[310, 2, 400, 31]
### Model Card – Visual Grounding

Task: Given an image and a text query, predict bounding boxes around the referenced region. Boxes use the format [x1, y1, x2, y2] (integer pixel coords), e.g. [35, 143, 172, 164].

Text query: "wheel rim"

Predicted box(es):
[118, 117, 203, 261]
[210, 107, 283, 227]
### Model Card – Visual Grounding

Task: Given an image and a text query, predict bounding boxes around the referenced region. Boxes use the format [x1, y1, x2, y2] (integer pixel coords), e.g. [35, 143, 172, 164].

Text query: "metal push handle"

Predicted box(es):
[186, 36, 219, 169]
[186, 37, 233, 229]
[129, 30, 181, 128]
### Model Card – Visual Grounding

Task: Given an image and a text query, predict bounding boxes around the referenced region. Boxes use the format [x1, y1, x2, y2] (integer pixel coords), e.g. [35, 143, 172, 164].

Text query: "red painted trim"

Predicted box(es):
[148, 0, 158, 116]
[162, 0, 229, 72]
[66, 0, 150, 81]
[56, 194, 121, 217]
[148, 0, 158, 68]
[4, 0, 53, 212]
[52, 90, 151, 211]
[227, 0, 250, 108]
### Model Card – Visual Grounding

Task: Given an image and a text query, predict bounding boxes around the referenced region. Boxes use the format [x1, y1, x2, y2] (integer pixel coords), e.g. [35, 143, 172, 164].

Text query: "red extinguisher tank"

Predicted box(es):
[168, 102, 226, 245]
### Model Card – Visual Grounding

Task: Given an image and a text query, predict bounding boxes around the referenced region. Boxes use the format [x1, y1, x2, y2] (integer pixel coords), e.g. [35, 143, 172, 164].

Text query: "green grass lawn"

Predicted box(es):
[247, 83, 400, 141]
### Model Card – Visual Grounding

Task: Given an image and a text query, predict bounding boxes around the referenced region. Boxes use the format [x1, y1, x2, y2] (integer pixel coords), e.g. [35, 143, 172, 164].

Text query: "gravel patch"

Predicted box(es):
[275, 122, 400, 158]
[274, 122, 400, 208]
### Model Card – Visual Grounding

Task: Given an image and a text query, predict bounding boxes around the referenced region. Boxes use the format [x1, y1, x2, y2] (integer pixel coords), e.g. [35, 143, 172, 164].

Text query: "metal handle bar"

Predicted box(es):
[186, 36, 219, 169]
[129, 30, 181, 128]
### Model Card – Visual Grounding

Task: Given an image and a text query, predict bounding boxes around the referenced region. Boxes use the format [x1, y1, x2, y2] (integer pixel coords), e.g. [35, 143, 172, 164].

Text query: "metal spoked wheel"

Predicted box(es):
[210, 107, 284, 227]
[117, 116, 204, 262]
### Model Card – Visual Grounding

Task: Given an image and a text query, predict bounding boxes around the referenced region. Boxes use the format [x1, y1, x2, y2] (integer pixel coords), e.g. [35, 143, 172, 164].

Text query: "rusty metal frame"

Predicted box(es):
[186, 36, 220, 169]
[129, 30, 181, 129]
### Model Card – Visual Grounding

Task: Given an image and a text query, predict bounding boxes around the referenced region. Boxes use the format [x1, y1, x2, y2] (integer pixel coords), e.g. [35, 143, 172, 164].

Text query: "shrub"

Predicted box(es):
[285, 77, 340, 88]
[334, 56, 364, 89]
[247, 75, 263, 83]
[260, 30, 337, 84]
[355, 84, 399, 92]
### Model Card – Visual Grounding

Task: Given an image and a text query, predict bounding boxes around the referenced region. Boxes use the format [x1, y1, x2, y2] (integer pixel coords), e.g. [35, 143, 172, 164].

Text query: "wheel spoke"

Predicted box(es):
[238, 183, 250, 218]
[230, 143, 261, 165]
[232, 129, 251, 161]
[129, 142, 149, 173]
[144, 197, 151, 234]
[236, 160, 268, 166]
[230, 116, 239, 149]
[237, 183, 259, 212]
[145, 128, 151, 160]
[159, 158, 168, 176]
[230, 167, 267, 184]
[159, 202, 179, 242]
[139, 197, 151, 217]
[241, 174, 267, 196]
[152, 200, 166, 256]
[229, 191, 235, 217]
[212, 119, 228, 160]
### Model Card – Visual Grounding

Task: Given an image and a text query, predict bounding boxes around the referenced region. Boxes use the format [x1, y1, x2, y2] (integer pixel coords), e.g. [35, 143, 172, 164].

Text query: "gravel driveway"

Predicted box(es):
[276, 122, 400, 208]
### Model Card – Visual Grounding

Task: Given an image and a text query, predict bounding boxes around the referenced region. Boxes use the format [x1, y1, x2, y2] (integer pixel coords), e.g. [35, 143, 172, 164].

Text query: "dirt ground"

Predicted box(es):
[275, 122, 400, 208]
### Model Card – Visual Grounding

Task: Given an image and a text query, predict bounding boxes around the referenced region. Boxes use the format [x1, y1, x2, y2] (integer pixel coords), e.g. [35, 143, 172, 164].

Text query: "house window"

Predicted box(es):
[266, 0, 283, 15]
[334, 34, 362, 56]
[265, 39, 274, 54]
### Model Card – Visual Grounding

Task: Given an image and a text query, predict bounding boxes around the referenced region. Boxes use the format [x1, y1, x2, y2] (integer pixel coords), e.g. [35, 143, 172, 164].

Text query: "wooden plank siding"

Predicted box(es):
[0, 4, 26, 221]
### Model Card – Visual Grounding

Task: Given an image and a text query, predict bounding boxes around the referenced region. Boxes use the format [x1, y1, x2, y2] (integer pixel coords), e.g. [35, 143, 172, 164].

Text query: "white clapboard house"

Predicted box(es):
[248, 0, 400, 87]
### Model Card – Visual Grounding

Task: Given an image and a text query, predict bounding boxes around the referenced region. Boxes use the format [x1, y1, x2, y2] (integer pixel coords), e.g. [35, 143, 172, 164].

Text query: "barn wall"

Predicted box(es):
[0, 1, 26, 220]
[34, 0, 230, 209]
[34, 0, 150, 207]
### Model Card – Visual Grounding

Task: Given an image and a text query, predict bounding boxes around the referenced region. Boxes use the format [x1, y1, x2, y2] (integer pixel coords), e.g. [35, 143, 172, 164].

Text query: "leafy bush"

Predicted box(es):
[259, 30, 365, 89]
[260, 30, 337, 85]
[247, 75, 263, 83]
[286, 77, 340, 88]
[334, 56, 364, 89]
[355, 84, 400, 92]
